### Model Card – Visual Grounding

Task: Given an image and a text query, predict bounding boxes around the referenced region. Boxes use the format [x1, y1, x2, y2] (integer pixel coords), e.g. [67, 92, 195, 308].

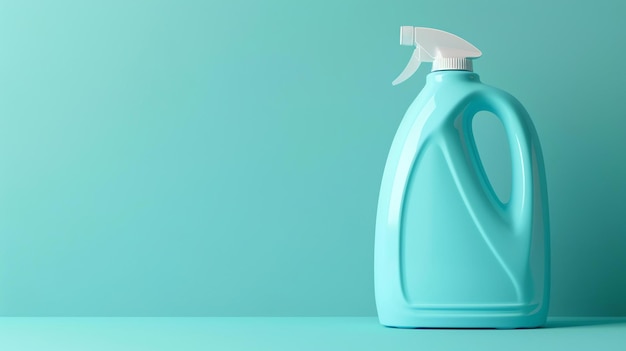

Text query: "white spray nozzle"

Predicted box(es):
[392, 26, 482, 86]
[400, 26, 415, 46]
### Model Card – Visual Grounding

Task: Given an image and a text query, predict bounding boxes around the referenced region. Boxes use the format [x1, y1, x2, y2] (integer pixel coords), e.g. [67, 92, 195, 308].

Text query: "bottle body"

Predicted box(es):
[375, 71, 550, 328]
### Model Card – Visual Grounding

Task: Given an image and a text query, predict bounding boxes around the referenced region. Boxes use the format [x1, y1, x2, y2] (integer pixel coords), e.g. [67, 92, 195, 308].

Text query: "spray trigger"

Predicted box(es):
[392, 26, 482, 85]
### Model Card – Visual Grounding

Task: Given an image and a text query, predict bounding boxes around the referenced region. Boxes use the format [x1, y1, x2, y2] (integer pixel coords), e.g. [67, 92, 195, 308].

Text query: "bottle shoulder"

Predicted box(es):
[414, 77, 526, 115]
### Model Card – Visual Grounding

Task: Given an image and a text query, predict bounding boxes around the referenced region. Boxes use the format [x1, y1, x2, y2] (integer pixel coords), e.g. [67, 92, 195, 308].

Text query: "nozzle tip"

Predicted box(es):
[400, 26, 414, 46]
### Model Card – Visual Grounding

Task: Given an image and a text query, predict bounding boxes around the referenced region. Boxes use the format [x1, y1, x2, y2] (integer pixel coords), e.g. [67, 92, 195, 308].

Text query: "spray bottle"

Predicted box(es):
[374, 27, 550, 328]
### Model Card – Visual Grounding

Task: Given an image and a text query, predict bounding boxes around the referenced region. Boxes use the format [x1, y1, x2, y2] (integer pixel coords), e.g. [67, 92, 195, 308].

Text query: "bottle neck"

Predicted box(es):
[426, 70, 480, 84]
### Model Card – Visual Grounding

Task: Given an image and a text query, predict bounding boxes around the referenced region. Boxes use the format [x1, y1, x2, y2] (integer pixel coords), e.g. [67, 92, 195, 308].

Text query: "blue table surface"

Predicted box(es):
[0, 317, 624, 351]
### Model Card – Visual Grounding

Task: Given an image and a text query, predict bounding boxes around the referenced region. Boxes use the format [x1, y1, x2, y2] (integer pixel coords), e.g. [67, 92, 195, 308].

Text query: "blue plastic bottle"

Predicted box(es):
[375, 27, 550, 328]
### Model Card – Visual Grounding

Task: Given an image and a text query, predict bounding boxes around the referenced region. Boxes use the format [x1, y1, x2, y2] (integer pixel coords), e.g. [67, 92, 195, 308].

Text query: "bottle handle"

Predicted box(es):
[441, 87, 537, 300]
[463, 87, 535, 233]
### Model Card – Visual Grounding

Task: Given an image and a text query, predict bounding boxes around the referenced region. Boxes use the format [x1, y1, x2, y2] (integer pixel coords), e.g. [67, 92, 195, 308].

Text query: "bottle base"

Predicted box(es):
[378, 305, 547, 329]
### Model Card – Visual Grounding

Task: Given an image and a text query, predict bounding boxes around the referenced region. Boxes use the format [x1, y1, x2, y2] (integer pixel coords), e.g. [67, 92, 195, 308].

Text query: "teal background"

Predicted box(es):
[0, 0, 624, 316]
